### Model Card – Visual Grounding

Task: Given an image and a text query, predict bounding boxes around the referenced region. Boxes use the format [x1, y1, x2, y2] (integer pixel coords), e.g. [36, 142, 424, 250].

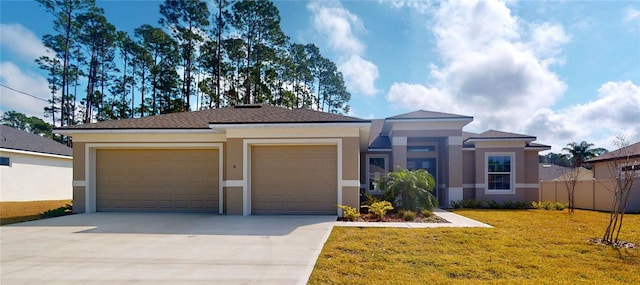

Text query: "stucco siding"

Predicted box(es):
[0, 150, 72, 202]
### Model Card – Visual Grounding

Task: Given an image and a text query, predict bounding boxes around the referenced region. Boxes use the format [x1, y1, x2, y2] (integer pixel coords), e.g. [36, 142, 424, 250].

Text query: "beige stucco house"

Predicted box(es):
[57, 105, 549, 215]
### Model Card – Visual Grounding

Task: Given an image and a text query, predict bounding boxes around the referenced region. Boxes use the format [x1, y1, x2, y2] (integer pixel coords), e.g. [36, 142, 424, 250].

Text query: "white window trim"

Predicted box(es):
[485, 152, 515, 195]
[366, 154, 388, 193]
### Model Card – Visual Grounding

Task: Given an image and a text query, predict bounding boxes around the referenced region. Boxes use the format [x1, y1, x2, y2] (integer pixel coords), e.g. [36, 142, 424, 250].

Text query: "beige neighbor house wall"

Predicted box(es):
[0, 149, 72, 202]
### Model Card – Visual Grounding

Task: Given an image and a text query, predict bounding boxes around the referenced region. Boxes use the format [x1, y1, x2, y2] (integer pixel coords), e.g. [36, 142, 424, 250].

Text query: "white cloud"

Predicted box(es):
[625, 6, 640, 22]
[0, 23, 55, 63]
[524, 81, 640, 152]
[307, 1, 379, 97]
[0, 62, 51, 119]
[387, 0, 568, 136]
[384, 0, 435, 14]
[339, 55, 379, 96]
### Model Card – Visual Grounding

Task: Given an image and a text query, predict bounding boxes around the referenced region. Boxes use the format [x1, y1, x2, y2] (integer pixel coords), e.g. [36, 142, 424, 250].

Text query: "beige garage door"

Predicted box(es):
[251, 145, 337, 214]
[96, 149, 219, 212]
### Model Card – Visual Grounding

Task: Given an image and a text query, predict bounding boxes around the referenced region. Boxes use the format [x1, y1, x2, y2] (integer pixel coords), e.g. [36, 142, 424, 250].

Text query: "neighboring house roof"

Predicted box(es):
[586, 141, 640, 163]
[553, 167, 594, 181]
[0, 125, 72, 157]
[539, 164, 571, 181]
[56, 104, 369, 131]
[386, 110, 473, 121]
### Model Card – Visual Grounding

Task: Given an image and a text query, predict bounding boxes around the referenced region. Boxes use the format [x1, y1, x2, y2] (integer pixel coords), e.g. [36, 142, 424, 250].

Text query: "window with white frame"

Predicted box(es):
[0, 157, 10, 167]
[367, 155, 387, 192]
[486, 153, 514, 193]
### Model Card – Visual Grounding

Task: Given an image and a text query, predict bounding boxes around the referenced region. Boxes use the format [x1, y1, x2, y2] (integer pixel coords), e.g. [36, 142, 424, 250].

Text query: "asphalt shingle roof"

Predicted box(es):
[56, 104, 369, 130]
[386, 110, 473, 120]
[465, 130, 536, 141]
[0, 125, 72, 157]
[587, 141, 640, 163]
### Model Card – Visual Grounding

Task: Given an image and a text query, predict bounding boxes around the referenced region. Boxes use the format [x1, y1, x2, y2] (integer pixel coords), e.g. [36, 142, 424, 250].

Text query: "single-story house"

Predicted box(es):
[57, 104, 550, 215]
[0, 125, 73, 201]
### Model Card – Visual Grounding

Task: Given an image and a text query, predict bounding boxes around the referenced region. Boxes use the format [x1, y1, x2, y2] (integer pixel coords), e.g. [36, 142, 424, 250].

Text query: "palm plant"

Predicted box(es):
[378, 167, 437, 211]
[562, 141, 607, 168]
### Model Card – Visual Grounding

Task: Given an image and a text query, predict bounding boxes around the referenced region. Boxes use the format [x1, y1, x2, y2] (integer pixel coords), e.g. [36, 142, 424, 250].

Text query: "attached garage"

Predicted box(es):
[251, 145, 337, 214]
[96, 148, 219, 213]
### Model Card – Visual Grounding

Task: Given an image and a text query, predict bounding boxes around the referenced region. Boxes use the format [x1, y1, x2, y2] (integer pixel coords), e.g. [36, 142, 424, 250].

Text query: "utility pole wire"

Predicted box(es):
[0, 83, 49, 102]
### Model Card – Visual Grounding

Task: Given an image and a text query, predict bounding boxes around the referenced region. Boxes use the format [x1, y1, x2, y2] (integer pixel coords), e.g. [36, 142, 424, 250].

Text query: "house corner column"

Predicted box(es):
[391, 136, 407, 170]
[446, 136, 463, 206]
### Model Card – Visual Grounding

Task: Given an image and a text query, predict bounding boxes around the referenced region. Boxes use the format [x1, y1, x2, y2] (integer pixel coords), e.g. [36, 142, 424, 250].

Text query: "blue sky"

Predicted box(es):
[1, 0, 639, 152]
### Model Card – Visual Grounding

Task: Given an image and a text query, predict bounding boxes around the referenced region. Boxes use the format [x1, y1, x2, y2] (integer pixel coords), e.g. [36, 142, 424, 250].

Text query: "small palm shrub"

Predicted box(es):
[402, 210, 416, 221]
[336, 205, 360, 221]
[364, 201, 394, 220]
[378, 167, 437, 212]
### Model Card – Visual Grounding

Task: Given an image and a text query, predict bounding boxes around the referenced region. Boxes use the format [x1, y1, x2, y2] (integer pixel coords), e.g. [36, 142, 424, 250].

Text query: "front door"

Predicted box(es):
[407, 157, 437, 195]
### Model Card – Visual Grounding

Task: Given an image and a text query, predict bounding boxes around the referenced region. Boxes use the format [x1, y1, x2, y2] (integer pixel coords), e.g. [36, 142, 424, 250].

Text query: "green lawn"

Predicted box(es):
[309, 209, 640, 284]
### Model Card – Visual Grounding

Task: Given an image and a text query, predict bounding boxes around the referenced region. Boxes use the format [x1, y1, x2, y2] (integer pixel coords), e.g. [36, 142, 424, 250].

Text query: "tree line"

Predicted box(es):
[35, 0, 352, 133]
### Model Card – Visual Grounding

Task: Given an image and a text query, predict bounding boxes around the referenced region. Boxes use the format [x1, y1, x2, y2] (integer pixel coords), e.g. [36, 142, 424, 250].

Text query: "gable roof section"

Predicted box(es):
[56, 104, 369, 131]
[464, 130, 536, 143]
[386, 110, 473, 121]
[587, 141, 640, 163]
[368, 119, 391, 151]
[0, 125, 72, 157]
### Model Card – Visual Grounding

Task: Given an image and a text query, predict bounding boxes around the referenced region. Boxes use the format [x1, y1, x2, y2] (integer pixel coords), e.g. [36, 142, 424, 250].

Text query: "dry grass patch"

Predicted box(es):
[310, 209, 640, 284]
[0, 200, 72, 225]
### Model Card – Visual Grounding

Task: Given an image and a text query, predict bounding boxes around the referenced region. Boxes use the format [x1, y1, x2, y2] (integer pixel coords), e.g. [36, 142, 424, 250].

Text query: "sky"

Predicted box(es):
[1, 0, 639, 153]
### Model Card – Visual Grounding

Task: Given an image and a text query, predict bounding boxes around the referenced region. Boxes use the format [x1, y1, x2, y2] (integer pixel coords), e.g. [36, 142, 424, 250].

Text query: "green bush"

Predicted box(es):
[450, 199, 530, 209]
[378, 167, 437, 211]
[364, 201, 394, 220]
[420, 209, 434, 217]
[402, 210, 416, 221]
[41, 204, 72, 218]
[531, 201, 566, 211]
[336, 205, 360, 221]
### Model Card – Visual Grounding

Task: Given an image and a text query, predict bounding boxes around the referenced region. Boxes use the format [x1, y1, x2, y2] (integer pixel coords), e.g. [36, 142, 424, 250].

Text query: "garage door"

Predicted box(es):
[96, 149, 219, 212]
[251, 145, 337, 214]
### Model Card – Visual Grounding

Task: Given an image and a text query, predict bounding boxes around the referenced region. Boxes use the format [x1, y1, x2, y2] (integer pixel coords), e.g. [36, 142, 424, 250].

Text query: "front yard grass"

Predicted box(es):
[309, 209, 640, 284]
[0, 200, 71, 225]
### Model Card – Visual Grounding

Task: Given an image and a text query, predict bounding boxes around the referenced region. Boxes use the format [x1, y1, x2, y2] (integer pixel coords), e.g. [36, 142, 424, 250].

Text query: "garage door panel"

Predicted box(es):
[251, 145, 337, 215]
[96, 149, 219, 213]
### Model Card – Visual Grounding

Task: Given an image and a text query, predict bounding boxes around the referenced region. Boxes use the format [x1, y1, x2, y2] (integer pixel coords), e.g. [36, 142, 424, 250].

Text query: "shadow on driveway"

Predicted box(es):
[6, 212, 337, 236]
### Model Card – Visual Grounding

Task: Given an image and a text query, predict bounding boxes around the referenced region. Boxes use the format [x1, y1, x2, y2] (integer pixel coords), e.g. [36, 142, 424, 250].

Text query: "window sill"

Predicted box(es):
[485, 190, 516, 195]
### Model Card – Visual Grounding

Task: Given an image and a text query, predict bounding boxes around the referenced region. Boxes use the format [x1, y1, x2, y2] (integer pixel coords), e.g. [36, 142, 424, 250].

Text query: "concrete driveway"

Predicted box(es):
[0, 213, 336, 284]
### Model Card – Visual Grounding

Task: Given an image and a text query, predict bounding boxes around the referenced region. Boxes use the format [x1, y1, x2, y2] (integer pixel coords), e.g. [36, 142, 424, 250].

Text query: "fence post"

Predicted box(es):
[592, 178, 596, 210]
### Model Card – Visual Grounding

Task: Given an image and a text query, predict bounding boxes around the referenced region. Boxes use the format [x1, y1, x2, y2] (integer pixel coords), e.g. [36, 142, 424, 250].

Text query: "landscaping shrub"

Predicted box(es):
[364, 201, 394, 220]
[450, 199, 530, 209]
[361, 193, 381, 207]
[531, 201, 566, 211]
[401, 210, 416, 221]
[40, 204, 72, 218]
[420, 209, 434, 217]
[377, 167, 437, 211]
[336, 205, 360, 221]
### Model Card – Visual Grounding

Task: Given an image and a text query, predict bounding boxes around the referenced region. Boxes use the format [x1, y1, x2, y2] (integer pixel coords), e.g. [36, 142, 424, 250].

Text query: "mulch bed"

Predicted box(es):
[338, 212, 449, 223]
